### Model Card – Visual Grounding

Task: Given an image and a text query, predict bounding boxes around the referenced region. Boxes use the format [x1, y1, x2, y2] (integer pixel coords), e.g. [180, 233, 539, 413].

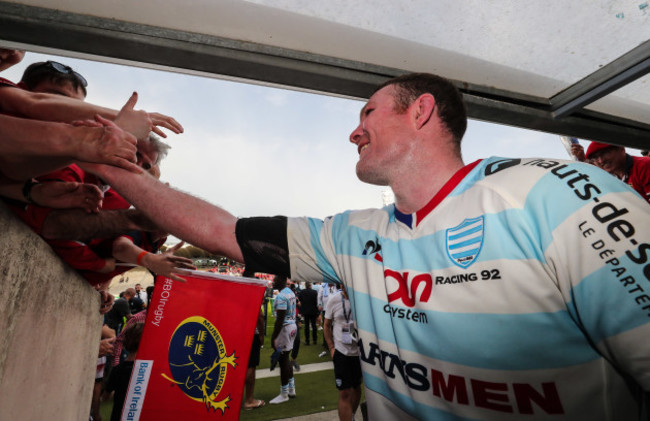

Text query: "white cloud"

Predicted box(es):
[264, 90, 290, 107]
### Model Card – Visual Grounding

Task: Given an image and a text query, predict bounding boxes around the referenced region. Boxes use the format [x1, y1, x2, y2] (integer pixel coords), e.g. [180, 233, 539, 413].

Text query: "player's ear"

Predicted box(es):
[413, 93, 435, 130]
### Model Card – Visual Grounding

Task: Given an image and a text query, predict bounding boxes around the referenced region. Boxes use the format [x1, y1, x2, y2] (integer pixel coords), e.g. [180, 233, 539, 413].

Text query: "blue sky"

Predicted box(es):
[3, 51, 617, 220]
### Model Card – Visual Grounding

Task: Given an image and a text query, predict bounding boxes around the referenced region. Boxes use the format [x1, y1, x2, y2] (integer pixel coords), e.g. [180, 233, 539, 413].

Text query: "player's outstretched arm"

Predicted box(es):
[91, 162, 243, 262]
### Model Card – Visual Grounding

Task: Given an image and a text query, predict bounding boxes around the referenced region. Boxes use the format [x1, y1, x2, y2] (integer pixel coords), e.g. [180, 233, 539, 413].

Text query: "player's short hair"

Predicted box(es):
[376, 73, 467, 145]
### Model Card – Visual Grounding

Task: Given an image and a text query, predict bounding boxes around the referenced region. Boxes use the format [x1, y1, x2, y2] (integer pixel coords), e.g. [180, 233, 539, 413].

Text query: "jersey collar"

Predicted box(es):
[394, 159, 482, 229]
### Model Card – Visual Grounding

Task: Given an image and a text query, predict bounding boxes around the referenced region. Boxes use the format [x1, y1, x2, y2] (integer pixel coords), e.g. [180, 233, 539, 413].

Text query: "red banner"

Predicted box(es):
[122, 271, 267, 421]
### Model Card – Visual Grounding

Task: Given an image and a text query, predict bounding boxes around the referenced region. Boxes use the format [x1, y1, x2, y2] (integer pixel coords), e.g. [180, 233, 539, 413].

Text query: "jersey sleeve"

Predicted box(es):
[286, 216, 343, 284]
[531, 163, 650, 390]
[274, 294, 287, 311]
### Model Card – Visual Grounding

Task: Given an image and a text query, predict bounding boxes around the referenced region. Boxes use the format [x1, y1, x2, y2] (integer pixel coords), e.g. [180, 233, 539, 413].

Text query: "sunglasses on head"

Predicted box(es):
[39, 60, 88, 87]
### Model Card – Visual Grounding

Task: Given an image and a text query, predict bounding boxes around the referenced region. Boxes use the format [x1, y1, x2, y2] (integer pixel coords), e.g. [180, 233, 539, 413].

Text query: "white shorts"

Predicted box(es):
[275, 323, 297, 351]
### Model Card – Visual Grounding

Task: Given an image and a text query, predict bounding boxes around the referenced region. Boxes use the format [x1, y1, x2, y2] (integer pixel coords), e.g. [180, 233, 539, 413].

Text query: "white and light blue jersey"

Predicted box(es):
[274, 286, 296, 325]
[287, 157, 650, 421]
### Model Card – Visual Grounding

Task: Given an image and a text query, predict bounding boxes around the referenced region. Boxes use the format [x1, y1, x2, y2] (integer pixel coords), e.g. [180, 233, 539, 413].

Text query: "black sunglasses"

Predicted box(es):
[40, 60, 88, 87]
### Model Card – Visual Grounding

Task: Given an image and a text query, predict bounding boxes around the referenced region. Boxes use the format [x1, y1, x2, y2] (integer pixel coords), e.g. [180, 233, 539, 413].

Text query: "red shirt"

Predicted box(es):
[11, 164, 133, 284]
[625, 155, 650, 204]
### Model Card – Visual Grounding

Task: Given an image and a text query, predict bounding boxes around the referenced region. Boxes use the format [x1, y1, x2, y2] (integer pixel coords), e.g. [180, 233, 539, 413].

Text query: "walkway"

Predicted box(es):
[256, 361, 343, 420]
[256, 361, 333, 379]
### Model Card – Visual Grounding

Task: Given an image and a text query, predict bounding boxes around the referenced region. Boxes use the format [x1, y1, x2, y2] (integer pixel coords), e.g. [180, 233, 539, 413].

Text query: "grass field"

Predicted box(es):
[99, 302, 362, 420]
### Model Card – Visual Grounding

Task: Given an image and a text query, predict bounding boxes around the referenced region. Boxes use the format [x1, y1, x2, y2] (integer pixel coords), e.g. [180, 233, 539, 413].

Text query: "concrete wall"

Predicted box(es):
[0, 202, 101, 421]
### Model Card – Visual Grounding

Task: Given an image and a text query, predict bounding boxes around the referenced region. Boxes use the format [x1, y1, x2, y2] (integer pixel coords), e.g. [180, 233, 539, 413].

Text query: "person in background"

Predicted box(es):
[269, 275, 297, 404]
[573, 141, 650, 204]
[289, 282, 302, 372]
[103, 322, 144, 421]
[128, 288, 145, 314]
[145, 286, 154, 307]
[104, 288, 134, 334]
[91, 325, 116, 421]
[324, 284, 362, 421]
[243, 306, 266, 410]
[298, 281, 319, 346]
[317, 282, 332, 348]
[111, 304, 147, 368]
[134, 283, 147, 306]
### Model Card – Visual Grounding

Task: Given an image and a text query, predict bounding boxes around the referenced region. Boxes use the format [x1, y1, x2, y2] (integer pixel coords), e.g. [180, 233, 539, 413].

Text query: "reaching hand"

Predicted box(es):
[571, 144, 586, 162]
[148, 111, 184, 137]
[30, 181, 104, 213]
[141, 241, 196, 282]
[99, 337, 115, 357]
[98, 290, 115, 315]
[114, 92, 184, 139]
[76, 110, 141, 174]
[114, 92, 154, 141]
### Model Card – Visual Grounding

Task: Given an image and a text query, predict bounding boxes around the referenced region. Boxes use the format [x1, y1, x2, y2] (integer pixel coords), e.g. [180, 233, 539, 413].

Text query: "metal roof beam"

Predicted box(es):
[1, 1, 649, 149]
[550, 40, 650, 119]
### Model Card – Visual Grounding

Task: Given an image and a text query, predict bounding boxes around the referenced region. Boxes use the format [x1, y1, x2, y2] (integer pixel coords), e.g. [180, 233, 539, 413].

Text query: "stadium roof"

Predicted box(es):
[1, 0, 649, 148]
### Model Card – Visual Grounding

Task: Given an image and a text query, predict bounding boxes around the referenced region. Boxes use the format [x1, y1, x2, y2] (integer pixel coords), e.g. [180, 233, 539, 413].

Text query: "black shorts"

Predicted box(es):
[333, 350, 362, 390]
[249, 335, 261, 368]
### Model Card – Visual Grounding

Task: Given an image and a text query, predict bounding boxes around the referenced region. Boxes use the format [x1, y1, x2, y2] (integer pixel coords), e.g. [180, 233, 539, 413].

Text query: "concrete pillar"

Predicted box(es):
[0, 202, 101, 421]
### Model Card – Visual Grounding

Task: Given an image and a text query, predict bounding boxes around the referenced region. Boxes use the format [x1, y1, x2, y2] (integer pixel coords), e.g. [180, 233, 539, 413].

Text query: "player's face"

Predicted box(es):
[349, 85, 415, 186]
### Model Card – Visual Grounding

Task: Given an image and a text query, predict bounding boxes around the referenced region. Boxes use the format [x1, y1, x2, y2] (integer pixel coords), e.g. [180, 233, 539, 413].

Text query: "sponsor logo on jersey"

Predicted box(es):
[446, 216, 484, 268]
[484, 158, 522, 175]
[385, 269, 432, 307]
[359, 339, 565, 415]
[162, 316, 238, 414]
[363, 239, 383, 262]
[521, 158, 650, 314]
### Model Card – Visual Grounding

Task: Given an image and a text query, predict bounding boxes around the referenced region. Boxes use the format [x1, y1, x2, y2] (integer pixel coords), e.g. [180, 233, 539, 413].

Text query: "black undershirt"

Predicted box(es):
[235, 216, 290, 277]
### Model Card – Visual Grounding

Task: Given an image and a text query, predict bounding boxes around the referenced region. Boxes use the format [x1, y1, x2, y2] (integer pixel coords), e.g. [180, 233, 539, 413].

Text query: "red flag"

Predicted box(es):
[122, 271, 266, 421]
